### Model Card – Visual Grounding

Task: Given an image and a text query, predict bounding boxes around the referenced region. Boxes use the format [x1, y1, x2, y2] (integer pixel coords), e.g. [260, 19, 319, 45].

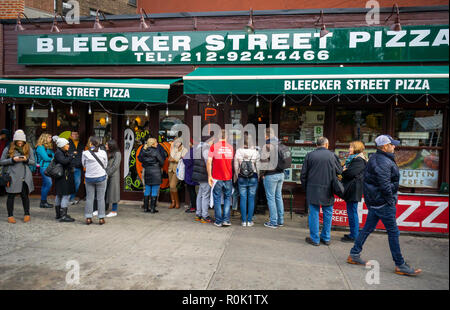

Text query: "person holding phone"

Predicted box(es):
[0, 130, 35, 224]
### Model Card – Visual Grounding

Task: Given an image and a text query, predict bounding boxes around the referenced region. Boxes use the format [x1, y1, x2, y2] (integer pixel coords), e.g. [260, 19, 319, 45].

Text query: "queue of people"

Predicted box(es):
[0, 127, 421, 276]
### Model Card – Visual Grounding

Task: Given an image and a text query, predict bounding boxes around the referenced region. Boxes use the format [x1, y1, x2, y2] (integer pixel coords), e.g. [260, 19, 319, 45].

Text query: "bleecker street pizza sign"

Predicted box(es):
[17, 25, 448, 65]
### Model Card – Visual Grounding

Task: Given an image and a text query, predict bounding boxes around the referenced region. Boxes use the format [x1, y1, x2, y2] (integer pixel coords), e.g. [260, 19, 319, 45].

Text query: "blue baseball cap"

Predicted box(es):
[375, 135, 400, 147]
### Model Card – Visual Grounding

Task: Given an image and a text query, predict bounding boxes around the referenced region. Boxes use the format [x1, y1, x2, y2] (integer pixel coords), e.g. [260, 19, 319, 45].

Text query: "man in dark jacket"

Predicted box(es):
[300, 136, 342, 246]
[68, 130, 85, 204]
[347, 135, 422, 276]
[192, 135, 213, 223]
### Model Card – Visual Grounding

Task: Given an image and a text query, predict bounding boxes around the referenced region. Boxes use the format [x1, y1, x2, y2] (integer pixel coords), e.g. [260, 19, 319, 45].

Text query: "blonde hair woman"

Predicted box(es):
[36, 133, 55, 209]
[341, 141, 368, 243]
[167, 136, 187, 209]
[138, 137, 164, 213]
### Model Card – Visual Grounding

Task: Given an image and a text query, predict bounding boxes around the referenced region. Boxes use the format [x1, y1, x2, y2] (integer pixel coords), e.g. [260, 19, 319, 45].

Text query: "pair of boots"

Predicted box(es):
[55, 206, 75, 222]
[169, 191, 180, 209]
[40, 200, 53, 208]
[143, 196, 158, 213]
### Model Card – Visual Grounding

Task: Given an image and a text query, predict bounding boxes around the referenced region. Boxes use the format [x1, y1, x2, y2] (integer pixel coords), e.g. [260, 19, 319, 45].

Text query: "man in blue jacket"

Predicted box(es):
[347, 135, 421, 276]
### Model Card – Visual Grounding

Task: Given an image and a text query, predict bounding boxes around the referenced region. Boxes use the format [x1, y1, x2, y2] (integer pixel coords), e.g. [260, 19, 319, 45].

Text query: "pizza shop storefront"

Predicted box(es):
[0, 12, 449, 233]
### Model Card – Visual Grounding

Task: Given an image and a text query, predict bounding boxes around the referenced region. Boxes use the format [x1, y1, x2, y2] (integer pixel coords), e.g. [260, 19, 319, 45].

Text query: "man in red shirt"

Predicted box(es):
[207, 129, 234, 227]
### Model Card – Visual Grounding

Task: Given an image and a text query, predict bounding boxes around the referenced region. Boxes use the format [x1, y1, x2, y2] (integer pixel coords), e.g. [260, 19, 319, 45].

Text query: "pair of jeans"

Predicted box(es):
[232, 182, 239, 211]
[187, 184, 197, 209]
[144, 184, 160, 197]
[350, 204, 405, 267]
[70, 168, 82, 200]
[213, 180, 232, 225]
[55, 195, 71, 209]
[6, 182, 30, 217]
[40, 168, 52, 201]
[238, 177, 258, 223]
[308, 204, 333, 244]
[346, 201, 359, 239]
[196, 182, 210, 218]
[85, 179, 107, 219]
[263, 173, 285, 226]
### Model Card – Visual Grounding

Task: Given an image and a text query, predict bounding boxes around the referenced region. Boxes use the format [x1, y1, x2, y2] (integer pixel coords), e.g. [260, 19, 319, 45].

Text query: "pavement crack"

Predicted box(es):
[327, 246, 353, 290]
[206, 226, 234, 290]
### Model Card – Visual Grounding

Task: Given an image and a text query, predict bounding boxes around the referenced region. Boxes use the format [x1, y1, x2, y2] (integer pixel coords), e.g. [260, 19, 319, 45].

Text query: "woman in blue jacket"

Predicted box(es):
[36, 133, 55, 209]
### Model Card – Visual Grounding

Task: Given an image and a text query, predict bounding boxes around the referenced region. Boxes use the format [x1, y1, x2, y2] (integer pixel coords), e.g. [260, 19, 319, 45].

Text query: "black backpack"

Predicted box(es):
[239, 159, 255, 178]
[276, 142, 292, 170]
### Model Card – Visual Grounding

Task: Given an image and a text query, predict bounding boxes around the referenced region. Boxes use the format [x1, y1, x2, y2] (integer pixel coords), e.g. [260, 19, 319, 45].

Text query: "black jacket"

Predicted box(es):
[342, 156, 367, 202]
[191, 142, 209, 183]
[138, 147, 164, 186]
[300, 147, 343, 206]
[54, 148, 76, 196]
[363, 149, 400, 207]
[68, 139, 85, 169]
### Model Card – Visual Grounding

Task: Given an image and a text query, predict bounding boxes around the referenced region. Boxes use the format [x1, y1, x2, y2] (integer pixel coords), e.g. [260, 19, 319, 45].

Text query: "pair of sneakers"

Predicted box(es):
[347, 255, 422, 276]
[241, 221, 254, 227]
[264, 222, 283, 229]
[214, 221, 231, 227]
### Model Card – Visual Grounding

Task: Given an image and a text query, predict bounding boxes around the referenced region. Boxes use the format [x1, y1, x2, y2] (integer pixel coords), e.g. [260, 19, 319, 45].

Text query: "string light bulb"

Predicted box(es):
[166, 105, 169, 116]
[309, 94, 312, 106]
[426, 94, 429, 107]
[126, 117, 130, 126]
[256, 94, 259, 108]
[366, 94, 369, 103]
[30, 102, 34, 112]
[207, 94, 210, 106]
[70, 103, 73, 115]
[395, 94, 398, 106]
[185, 98, 189, 110]
[106, 114, 109, 123]
[50, 101, 54, 113]
[145, 106, 148, 117]
[12, 102, 16, 111]
[282, 93, 286, 108]
[337, 94, 340, 103]
[230, 94, 233, 106]
[88, 103, 92, 114]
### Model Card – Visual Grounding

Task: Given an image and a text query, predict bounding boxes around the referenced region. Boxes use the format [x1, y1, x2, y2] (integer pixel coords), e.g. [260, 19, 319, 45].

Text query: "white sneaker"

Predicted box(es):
[93, 211, 98, 217]
[247, 221, 254, 227]
[241, 222, 247, 227]
[106, 212, 117, 218]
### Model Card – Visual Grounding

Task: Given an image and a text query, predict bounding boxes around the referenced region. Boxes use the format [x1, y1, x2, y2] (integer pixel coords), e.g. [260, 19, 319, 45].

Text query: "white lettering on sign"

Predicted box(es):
[422, 201, 448, 229]
[153, 36, 170, 51]
[284, 79, 341, 91]
[227, 34, 246, 50]
[248, 34, 268, 50]
[91, 37, 107, 52]
[37, 38, 54, 52]
[103, 88, 130, 98]
[396, 200, 421, 227]
[109, 37, 128, 52]
[73, 37, 89, 52]
[349, 32, 371, 48]
[409, 29, 431, 47]
[395, 79, 430, 91]
[346, 79, 391, 91]
[385, 31, 407, 47]
[272, 33, 290, 50]
[293, 33, 312, 49]
[19, 85, 63, 96]
[432, 29, 449, 46]
[131, 36, 150, 52]
[206, 35, 225, 51]
[172, 36, 191, 51]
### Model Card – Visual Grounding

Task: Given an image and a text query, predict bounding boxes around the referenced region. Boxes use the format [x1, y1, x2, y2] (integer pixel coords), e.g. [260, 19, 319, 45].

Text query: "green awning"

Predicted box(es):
[183, 66, 449, 95]
[0, 78, 180, 102]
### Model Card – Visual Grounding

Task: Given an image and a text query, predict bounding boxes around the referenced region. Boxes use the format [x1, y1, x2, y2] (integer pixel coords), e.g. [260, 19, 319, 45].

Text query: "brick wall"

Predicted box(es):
[0, 0, 25, 19]
[24, 0, 54, 13]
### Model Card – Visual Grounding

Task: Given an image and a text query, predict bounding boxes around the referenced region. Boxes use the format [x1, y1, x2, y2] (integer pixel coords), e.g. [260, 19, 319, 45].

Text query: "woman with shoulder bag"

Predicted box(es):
[0, 130, 35, 224]
[341, 141, 368, 243]
[82, 136, 108, 225]
[54, 138, 77, 222]
[167, 136, 187, 209]
[36, 133, 55, 209]
[105, 140, 121, 218]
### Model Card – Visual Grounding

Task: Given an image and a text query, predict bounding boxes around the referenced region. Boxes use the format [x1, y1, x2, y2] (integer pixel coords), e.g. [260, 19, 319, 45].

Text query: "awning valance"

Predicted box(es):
[0, 78, 180, 102]
[183, 66, 449, 95]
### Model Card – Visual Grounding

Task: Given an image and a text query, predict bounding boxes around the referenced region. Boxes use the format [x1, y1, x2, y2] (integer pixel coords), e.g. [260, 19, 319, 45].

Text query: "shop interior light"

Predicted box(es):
[139, 8, 153, 29]
[244, 8, 255, 34]
[282, 93, 286, 108]
[385, 3, 402, 31]
[315, 10, 329, 38]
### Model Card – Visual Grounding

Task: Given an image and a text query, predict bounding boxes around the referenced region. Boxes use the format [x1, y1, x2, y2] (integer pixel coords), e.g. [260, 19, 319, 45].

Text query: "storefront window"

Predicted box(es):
[335, 109, 383, 145]
[279, 105, 325, 144]
[124, 111, 150, 192]
[396, 149, 440, 189]
[56, 106, 80, 135]
[159, 110, 184, 141]
[284, 146, 315, 183]
[24, 108, 48, 149]
[92, 111, 112, 145]
[394, 109, 443, 147]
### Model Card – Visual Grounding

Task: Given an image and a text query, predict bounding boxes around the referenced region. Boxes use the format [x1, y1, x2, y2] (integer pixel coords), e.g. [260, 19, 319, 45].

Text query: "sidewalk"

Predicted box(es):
[0, 197, 448, 290]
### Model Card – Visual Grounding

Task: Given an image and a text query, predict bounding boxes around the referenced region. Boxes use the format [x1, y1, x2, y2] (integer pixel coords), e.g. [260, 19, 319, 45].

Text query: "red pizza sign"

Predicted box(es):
[319, 195, 449, 234]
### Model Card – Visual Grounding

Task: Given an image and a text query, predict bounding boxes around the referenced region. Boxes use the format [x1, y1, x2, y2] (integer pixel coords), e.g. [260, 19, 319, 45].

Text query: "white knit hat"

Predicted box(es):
[13, 129, 26, 142]
[52, 135, 59, 143]
[56, 138, 69, 148]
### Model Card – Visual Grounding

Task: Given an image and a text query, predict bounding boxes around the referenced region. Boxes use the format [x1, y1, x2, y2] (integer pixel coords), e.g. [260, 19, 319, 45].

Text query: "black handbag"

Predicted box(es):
[0, 167, 11, 187]
[333, 174, 345, 199]
[44, 159, 64, 179]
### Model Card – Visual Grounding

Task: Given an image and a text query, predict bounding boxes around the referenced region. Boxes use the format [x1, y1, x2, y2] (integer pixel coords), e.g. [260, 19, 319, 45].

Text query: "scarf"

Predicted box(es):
[15, 145, 25, 155]
[345, 152, 368, 168]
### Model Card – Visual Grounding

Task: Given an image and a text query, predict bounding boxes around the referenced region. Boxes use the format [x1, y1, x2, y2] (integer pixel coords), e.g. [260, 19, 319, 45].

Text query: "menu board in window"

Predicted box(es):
[284, 146, 315, 183]
[396, 149, 439, 188]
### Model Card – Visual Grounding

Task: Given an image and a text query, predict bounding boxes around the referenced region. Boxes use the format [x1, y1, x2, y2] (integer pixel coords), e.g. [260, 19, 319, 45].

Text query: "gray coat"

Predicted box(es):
[106, 151, 121, 204]
[0, 145, 35, 194]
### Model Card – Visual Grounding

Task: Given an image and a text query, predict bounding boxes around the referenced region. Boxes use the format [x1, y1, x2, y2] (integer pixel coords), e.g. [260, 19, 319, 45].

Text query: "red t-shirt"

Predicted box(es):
[208, 141, 234, 181]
